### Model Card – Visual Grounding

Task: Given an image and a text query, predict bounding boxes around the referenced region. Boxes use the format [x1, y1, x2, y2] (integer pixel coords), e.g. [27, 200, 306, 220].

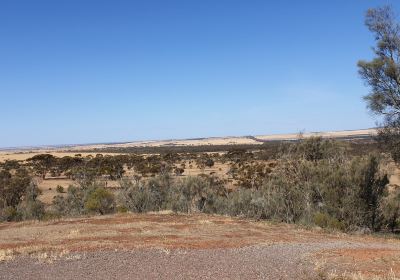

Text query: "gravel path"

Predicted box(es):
[0, 241, 393, 280]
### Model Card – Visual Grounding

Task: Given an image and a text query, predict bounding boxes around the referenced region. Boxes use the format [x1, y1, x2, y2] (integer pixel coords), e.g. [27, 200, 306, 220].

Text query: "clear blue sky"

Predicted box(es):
[0, 0, 397, 147]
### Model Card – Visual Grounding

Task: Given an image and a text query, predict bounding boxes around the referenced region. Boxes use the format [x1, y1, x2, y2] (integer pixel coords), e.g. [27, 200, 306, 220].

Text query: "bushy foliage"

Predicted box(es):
[85, 187, 115, 215]
[168, 176, 221, 213]
[118, 180, 162, 213]
[17, 183, 45, 220]
[0, 168, 44, 222]
[118, 175, 225, 214]
[118, 175, 172, 212]
[0, 168, 31, 208]
[52, 182, 115, 216]
[208, 138, 390, 231]
[53, 186, 85, 216]
[56, 185, 65, 193]
[380, 187, 400, 232]
[26, 154, 56, 179]
[254, 149, 388, 230]
[377, 120, 400, 164]
[313, 212, 345, 231]
[230, 161, 271, 189]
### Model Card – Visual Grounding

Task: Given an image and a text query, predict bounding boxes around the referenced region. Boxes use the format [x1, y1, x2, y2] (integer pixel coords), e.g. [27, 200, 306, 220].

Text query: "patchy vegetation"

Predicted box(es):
[1, 136, 399, 234]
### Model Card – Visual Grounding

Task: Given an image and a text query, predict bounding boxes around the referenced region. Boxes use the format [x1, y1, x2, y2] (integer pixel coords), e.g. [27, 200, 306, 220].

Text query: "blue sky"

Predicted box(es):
[0, 0, 397, 147]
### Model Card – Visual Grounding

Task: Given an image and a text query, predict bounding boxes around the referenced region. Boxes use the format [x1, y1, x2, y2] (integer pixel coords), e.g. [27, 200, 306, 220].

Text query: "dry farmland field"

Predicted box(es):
[1, 129, 400, 280]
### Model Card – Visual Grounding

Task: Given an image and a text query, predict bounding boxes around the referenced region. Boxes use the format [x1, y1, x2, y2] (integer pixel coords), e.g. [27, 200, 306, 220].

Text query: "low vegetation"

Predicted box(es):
[1, 136, 399, 234]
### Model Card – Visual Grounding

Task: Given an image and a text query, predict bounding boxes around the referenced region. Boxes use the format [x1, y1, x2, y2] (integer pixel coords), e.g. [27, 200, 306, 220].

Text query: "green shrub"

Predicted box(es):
[17, 182, 45, 220]
[225, 188, 253, 217]
[116, 205, 128, 213]
[0, 206, 21, 222]
[313, 212, 345, 231]
[168, 176, 220, 213]
[118, 180, 161, 213]
[260, 173, 308, 223]
[56, 185, 65, 193]
[84, 187, 115, 215]
[19, 200, 45, 220]
[380, 187, 400, 232]
[42, 211, 62, 221]
[52, 185, 85, 216]
[52, 182, 116, 216]
[118, 176, 224, 214]
[52, 194, 69, 215]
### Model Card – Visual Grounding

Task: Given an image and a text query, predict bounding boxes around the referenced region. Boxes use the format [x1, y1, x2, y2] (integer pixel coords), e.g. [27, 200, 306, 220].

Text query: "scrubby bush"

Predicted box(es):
[256, 153, 388, 230]
[313, 212, 345, 231]
[118, 175, 225, 214]
[232, 162, 271, 189]
[18, 199, 45, 220]
[168, 177, 212, 213]
[0, 206, 21, 222]
[52, 185, 85, 216]
[348, 155, 388, 230]
[52, 182, 116, 216]
[223, 188, 253, 216]
[118, 175, 172, 213]
[85, 187, 115, 215]
[17, 182, 45, 220]
[296, 137, 343, 162]
[381, 187, 400, 232]
[56, 185, 64, 193]
[118, 180, 162, 213]
[116, 205, 128, 213]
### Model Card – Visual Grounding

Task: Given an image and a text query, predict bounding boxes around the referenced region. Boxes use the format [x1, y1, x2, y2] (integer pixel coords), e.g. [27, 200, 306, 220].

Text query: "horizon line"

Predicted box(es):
[0, 127, 378, 152]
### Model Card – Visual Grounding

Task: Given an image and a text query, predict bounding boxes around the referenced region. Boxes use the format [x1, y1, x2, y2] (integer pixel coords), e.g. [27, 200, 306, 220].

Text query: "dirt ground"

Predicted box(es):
[0, 213, 399, 279]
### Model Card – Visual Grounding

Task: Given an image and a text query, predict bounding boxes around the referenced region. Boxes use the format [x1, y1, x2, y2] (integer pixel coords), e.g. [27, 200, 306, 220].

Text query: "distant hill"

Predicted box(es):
[0, 128, 377, 153]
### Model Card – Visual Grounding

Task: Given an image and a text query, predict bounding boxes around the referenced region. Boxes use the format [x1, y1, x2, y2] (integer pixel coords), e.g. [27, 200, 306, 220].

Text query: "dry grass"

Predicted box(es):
[0, 213, 340, 255]
[314, 247, 400, 280]
[319, 271, 399, 280]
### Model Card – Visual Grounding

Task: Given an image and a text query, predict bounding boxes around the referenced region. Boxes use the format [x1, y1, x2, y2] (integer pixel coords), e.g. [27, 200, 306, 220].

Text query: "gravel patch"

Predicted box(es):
[1, 241, 394, 280]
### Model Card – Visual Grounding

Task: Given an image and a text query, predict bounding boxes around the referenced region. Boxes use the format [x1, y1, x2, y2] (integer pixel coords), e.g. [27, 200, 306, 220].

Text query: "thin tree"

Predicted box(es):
[358, 6, 400, 163]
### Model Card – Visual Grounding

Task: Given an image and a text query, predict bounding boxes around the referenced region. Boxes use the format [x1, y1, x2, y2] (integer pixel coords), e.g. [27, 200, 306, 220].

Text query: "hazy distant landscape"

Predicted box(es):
[0, 128, 377, 152]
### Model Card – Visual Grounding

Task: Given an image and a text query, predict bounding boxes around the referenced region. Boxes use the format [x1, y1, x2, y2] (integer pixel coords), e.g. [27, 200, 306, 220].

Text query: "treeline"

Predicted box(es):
[5, 149, 270, 184]
[67, 138, 379, 156]
[20, 153, 217, 181]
